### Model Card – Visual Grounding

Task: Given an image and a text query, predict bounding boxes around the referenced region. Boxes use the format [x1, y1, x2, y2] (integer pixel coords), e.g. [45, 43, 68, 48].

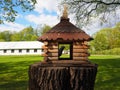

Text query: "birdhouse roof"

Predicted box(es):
[38, 5, 93, 42]
[38, 18, 93, 42]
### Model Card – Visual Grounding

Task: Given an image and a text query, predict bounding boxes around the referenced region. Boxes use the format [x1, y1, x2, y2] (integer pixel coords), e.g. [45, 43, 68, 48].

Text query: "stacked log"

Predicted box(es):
[41, 41, 90, 61]
[42, 41, 49, 61]
[73, 42, 90, 60]
[42, 42, 58, 61]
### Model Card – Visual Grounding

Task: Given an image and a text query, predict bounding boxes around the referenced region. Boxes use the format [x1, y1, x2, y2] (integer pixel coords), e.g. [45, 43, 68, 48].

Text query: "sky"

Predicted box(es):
[0, 0, 60, 32]
[0, 0, 120, 36]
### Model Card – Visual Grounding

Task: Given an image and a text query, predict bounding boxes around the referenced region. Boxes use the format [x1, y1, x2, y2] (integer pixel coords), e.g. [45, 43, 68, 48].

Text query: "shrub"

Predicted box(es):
[90, 48, 120, 55]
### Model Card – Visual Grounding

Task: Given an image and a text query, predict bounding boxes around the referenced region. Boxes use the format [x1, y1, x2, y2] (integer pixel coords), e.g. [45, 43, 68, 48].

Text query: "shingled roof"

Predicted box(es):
[38, 6, 93, 42]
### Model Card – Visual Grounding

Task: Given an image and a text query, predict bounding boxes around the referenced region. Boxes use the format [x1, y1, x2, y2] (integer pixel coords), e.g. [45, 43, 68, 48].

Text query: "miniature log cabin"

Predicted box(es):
[29, 5, 97, 90]
[38, 5, 93, 63]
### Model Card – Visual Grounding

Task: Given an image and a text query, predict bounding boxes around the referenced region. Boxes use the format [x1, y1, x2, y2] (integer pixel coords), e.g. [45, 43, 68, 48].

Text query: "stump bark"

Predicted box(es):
[29, 62, 97, 90]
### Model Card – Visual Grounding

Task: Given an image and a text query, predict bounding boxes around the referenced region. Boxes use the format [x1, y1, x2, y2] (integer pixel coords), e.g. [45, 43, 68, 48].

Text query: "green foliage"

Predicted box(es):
[0, 25, 52, 41]
[91, 30, 109, 51]
[10, 32, 22, 41]
[59, 44, 70, 50]
[0, 31, 12, 41]
[90, 22, 120, 52]
[31, 35, 38, 41]
[0, 26, 39, 41]
[20, 26, 34, 41]
[91, 48, 120, 55]
[40, 24, 51, 35]
[0, 0, 37, 24]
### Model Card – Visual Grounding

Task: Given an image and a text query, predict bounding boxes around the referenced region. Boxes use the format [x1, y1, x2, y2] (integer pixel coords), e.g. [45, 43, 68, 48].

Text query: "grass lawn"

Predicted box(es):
[89, 55, 120, 90]
[0, 55, 120, 90]
[60, 54, 70, 58]
[0, 55, 43, 90]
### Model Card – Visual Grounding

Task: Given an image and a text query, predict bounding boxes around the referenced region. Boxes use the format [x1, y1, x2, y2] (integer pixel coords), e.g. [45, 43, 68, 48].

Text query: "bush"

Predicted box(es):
[90, 48, 120, 55]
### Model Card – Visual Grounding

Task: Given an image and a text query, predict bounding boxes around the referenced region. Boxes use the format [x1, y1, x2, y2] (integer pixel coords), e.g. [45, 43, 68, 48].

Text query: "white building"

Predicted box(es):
[0, 41, 43, 55]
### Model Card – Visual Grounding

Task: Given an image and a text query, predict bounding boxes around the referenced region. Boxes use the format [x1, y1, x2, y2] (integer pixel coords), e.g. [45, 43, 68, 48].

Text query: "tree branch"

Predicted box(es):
[74, 0, 120, 5]
[64, 0, 120, 27]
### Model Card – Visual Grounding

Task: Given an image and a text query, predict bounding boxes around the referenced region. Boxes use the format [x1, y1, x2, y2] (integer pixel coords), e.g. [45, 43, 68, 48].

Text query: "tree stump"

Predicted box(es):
[29, 62, 97, 90]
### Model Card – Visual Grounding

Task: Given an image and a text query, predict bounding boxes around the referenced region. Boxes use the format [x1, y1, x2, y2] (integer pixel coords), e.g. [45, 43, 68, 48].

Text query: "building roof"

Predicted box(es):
[0, 41, 43, 50]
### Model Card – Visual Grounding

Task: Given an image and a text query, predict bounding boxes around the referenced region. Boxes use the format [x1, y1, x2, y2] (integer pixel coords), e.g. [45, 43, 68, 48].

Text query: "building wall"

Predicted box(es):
[0, 49, 42, 55]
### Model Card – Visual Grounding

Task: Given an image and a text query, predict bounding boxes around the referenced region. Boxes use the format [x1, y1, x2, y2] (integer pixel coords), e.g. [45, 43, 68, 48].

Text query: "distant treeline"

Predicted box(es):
[0, 23, 120, 54]
[90, 22, 120, 54]
[91, 48, 120, 55]
[0, 25, 51, 41]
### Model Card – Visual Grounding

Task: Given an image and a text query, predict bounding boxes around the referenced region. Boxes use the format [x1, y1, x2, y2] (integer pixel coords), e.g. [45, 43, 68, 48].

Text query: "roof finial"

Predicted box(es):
[62, 4, 68, 19]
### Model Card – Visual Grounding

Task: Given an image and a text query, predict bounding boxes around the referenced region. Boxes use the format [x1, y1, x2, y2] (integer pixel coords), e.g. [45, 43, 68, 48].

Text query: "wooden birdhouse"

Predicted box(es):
[38, 5, 93, 64]
[29, 5, 98, 90]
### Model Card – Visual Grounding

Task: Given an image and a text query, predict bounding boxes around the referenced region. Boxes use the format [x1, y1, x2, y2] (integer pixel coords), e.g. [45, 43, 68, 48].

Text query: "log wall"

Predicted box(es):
[73, 42, 90, 61]
[42, 41, 90, 61]
[42, 41, 58, 61]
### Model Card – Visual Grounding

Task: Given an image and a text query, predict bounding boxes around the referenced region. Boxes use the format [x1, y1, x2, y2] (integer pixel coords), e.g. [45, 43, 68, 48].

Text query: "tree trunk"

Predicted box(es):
[29, 62, 97, 90]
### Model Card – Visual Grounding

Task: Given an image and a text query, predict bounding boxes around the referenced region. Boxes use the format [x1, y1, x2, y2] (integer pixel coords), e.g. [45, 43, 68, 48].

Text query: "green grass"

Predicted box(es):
[0, 55, 120, 90]
[60, 54, 70, 58]
[89, 55, 120, 90]
[0, 55, 43, 90]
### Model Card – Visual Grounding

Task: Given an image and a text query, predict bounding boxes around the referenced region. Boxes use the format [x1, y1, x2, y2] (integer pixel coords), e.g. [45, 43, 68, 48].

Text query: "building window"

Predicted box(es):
[3, 50, 7, 53]
[19, 49, 22, 53]
[26, 49, 29, 53]
[42, 49, 44, 52]
[34, 49, 37, 53]
[11, 49, 14, 53]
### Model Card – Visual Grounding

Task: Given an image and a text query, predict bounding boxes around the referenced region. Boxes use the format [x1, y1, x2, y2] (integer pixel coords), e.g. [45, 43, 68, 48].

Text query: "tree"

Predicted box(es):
[0, 31, 12, 41]
[38, 24, 51, 35]
[11, 26, 38, 41]
[63, 0, 120, 27]
[31, 35, 38, 41]
[20, 26, 34, 41]
[0, 0, 37, 24]
[109, 23, 120, 48]
[11, 32, 22, 41]
[90, 22, 120, 51]
[91, 29, 109, 51]
[0, 32, 5, 41]
[0, 25, 52, 41]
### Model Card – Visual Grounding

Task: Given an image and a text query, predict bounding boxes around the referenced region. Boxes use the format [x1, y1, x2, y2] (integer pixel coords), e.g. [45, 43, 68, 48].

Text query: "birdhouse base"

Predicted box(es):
[29, 61, 98, 90]
[45, 60, 91, 65]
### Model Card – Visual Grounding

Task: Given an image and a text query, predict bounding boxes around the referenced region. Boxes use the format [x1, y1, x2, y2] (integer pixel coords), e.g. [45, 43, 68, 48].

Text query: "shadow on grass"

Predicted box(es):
[90, 57, 120, 90]
[0, 55, 120, 90]
[0, 80, 28, 90]
[0, 60, 41, 90]
[0, 61, 39, 74]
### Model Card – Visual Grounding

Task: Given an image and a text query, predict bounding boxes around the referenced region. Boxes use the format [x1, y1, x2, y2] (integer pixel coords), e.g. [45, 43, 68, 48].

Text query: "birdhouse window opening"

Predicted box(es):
[58, 42, 73, 60]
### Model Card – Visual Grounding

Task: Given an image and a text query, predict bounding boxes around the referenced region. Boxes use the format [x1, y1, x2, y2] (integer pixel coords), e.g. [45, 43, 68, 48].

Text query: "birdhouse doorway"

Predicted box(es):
[58, 42, 73, 60]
